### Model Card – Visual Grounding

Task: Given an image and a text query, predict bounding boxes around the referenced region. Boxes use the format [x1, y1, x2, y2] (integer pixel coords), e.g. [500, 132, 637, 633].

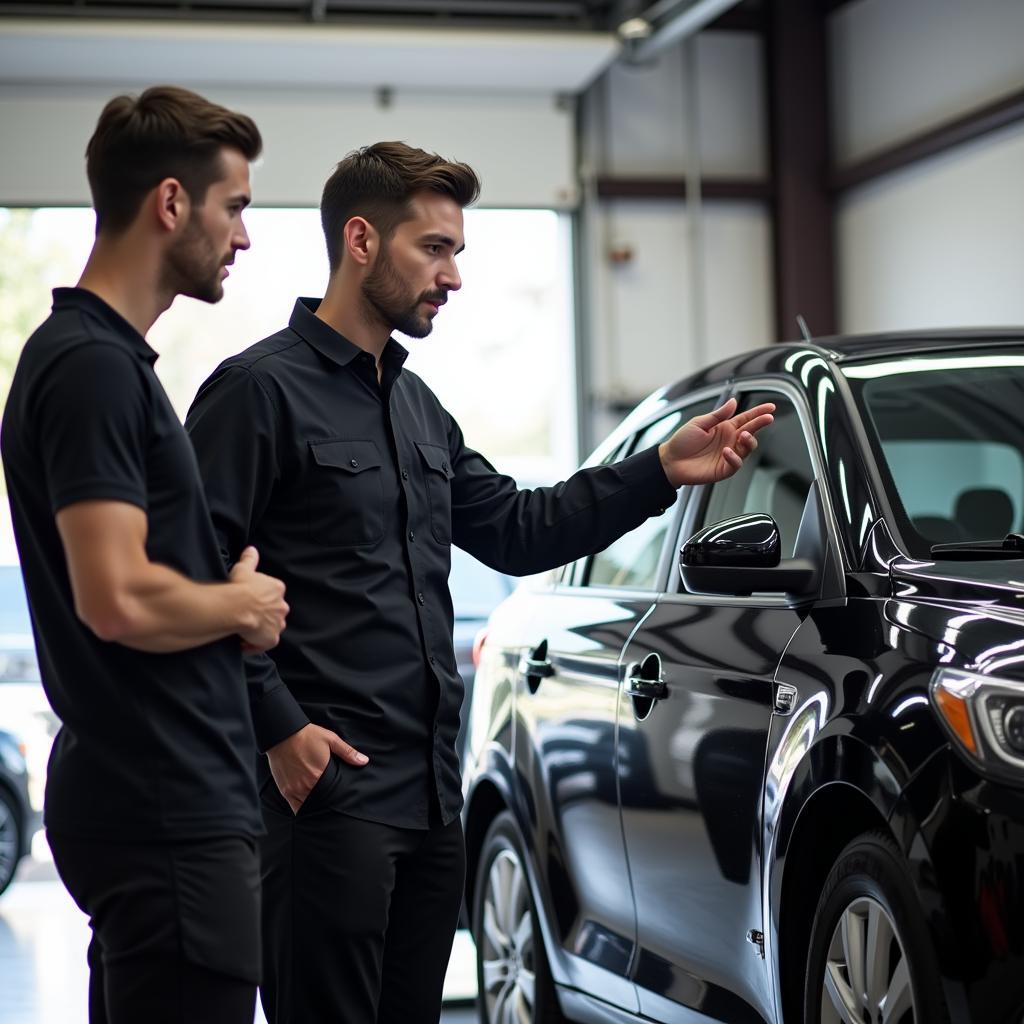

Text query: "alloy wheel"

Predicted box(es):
[480, 848, 537, 1024]
[820, 896, 915, 1024]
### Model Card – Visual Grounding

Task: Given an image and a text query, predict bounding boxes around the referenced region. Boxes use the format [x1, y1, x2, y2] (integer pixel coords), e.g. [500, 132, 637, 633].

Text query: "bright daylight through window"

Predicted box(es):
[0, 206, 578, 563]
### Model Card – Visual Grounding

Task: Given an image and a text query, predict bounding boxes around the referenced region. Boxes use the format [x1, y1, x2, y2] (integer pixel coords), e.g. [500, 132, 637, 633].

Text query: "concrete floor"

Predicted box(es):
[0, 837, 478, 1024]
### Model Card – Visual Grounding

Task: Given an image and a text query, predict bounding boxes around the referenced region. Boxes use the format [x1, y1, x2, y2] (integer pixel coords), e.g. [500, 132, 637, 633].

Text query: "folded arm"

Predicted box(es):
[57, 499, 287, 653]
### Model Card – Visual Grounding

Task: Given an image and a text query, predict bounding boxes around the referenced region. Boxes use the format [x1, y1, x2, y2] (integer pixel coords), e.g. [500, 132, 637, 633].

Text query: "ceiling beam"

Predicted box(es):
[766, 0, 836, 341]
[706, 7, 766, 32]
[832, 88, 1024, 194]
[594, 175, 770, 200]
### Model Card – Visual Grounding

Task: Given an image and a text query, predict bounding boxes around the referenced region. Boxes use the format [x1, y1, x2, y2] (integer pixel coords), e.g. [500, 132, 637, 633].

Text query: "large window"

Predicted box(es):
[0, 206, 577, 562]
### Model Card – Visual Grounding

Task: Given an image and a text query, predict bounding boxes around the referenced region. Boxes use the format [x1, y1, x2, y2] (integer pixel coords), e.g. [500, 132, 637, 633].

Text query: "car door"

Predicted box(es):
[616, 387, 820, 1024]
[515, 400, 713, 1013]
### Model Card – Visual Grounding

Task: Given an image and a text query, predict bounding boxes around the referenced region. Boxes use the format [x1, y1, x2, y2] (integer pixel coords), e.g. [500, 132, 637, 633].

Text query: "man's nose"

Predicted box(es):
[439, 259, 461, 292]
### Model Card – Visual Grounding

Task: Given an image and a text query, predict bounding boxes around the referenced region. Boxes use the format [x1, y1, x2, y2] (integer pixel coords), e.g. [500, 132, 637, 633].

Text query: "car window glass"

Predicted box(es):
[586, 402, 714, 590]
[559, 437, 631, 585]
[846, 353, 1024, 553]
[695, 392, 815, 559]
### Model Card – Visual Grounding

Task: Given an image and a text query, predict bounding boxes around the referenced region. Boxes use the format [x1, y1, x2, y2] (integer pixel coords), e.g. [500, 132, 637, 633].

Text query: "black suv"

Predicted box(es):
[462, 332, 1024, 1024]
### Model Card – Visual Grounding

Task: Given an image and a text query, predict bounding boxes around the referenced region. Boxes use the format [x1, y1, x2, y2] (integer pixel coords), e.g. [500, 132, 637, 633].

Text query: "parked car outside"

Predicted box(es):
[0, 727, 33, 896]
[450, 544, 514, 766]
[0, 566, 52, 833]
[462, 330, 1024, 1024]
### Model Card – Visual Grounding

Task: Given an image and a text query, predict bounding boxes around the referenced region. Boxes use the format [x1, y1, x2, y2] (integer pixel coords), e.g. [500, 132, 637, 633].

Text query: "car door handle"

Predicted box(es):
[519, 640, 554, 693]
[625, 676, 668, 700]
[625, 652, 667, 720]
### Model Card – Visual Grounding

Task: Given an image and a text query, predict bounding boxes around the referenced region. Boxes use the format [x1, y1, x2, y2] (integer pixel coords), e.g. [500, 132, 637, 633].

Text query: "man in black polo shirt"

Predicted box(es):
[1, 87, 290, 1023]
[185, 141, 773, 1024]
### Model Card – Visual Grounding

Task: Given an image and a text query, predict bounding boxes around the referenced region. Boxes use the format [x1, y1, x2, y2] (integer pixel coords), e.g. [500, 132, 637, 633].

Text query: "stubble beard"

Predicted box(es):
[162, 211, 227, 305]
[362, 244, 443, 339]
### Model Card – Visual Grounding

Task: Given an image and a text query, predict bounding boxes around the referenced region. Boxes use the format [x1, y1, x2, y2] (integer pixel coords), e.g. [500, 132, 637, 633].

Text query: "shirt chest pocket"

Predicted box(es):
[307, 440, 385, 548]
[415, 441, 455, 545]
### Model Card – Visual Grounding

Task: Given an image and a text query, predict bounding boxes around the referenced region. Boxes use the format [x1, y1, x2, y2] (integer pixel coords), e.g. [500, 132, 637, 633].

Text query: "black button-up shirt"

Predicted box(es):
[2, 288, 261, 841]
[185, 297, 676, 828]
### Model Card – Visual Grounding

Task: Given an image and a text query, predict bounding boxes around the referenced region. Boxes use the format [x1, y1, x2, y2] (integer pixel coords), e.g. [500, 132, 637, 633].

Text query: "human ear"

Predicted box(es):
[153, 178, 189, 234]
[343, 216, 376, 267]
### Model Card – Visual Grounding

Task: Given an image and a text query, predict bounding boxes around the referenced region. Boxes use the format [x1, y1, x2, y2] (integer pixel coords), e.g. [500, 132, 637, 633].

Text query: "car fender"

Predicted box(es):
[762, 704, 970, 1023]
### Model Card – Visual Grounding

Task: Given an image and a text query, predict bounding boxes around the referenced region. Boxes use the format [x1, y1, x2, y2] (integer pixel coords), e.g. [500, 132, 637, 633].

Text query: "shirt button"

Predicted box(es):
[409, 530, 415, 542]
[401, 469, 409, 480]
[417, 592, 425, 605]
[429, 655, 436, 666]
[350, 459, 359, 468]
[441, 461, 449, 472]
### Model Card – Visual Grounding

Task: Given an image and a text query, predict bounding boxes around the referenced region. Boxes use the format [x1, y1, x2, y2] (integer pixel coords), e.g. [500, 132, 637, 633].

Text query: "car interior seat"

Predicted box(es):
[955, 487, 1015, 541]
[911, 515, 964, 544]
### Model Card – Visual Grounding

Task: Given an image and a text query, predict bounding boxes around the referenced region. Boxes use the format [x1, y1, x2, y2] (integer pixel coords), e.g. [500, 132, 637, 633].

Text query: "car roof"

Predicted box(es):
[663, 328, 1024, 401]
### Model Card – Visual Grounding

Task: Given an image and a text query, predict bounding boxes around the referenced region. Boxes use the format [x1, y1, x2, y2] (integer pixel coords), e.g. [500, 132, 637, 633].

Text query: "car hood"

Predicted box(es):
[892, 557, 1024, 617]
[890, 558, 1024, 679]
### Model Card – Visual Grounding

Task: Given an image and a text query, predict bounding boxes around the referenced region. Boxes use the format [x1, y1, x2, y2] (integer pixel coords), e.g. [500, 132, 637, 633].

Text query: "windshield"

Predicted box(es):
[844, 349, 1024, 558]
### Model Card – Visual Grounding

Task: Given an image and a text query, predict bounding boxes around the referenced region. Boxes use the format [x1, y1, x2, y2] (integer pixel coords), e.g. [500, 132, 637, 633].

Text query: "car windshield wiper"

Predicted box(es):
[930, 533, 1024, 559]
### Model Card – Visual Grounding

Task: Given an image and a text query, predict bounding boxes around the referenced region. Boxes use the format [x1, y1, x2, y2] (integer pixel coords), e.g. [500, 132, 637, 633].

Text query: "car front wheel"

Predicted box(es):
[473, 812, 563, 1024]
[803, 831, 949, 1024]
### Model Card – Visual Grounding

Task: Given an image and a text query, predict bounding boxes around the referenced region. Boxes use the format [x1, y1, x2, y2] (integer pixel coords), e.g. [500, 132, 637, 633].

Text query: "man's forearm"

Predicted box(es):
[88, 561, 255, 652]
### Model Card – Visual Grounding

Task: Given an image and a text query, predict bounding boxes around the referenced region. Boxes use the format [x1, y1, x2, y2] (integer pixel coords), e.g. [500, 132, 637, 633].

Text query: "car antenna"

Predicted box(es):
[796, 315, 813, 344]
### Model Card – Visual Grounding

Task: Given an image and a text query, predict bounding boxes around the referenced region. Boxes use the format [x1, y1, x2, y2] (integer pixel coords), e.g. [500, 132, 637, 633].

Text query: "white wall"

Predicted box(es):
[602, 31, 766, 178]
[0, 17, 621, 209]
[831, 0, 1024, 333]
[581, 30, 771, 438]
[0, 84, 577, 210]
[830, 0, 1024, 164]
[837, 122, 1024, 334]
[589, 197, 772, 395]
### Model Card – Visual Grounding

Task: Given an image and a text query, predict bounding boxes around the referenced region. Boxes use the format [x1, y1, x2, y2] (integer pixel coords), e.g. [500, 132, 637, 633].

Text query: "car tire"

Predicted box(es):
[473, 811, 564, 1024]
[0, 785, 23, 898]
[803, 830, 949, 1024]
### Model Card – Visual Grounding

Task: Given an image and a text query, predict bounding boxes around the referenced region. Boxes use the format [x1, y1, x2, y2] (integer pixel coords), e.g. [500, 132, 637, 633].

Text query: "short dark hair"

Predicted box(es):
[86, 85, 262, 235]
[320, 141, 481, 271]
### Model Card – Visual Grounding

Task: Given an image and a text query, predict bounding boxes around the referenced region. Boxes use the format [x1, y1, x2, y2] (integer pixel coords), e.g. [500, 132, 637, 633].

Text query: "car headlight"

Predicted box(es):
[931, 668, 1024, 780]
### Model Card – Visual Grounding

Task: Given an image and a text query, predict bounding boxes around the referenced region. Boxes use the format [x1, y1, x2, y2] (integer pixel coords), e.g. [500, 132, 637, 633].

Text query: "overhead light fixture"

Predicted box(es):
[621, 0, 743, 61]
[617, 16, 653, 40]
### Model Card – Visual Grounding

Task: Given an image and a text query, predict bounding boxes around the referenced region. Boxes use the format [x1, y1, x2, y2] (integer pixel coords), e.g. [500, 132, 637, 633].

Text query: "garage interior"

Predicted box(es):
[0, 1, 1022, 1022]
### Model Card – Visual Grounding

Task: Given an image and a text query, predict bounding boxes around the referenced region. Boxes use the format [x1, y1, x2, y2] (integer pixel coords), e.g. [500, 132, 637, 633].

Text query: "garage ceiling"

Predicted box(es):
[0, 0, 618, 29]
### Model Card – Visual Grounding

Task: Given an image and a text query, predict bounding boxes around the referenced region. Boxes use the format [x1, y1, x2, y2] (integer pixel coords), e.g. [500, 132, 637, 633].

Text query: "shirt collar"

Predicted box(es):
[290, 297, 409, 371]
[52, 287, 159, 365]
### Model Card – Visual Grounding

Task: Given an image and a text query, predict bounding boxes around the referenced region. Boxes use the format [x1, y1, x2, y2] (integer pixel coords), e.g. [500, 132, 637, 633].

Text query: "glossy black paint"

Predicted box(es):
[681, 514, 781, 567]
[463, 330, 1024, 1024]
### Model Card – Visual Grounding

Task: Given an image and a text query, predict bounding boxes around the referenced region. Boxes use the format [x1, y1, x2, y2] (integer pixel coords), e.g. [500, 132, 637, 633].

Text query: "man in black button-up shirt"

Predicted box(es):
[186, 142, 773, 1024]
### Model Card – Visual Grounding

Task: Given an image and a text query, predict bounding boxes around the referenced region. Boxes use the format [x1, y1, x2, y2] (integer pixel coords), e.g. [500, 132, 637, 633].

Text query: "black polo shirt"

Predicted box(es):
[0, 288, 261, 841]
[185, 297, 676, 829]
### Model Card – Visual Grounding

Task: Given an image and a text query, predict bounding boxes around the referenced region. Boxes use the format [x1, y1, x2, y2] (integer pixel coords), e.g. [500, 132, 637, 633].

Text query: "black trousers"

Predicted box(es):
[259, 775, 466, 1024]
[48, 832, 261, 1024]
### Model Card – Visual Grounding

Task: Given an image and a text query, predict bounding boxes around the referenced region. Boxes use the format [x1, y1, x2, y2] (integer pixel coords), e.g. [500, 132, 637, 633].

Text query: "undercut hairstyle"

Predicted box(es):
[320, 141, 481, 271]
[85, 85, 262, 235]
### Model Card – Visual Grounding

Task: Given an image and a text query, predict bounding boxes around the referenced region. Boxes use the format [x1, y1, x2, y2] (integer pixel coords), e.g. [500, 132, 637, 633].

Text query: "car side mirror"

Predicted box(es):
[680, 479, 841, 600]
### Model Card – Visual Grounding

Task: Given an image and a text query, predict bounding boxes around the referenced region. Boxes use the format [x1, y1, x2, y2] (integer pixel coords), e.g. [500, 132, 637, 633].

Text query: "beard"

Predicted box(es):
[162, 211, 228, 304]
[362, 244, 445, 339]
